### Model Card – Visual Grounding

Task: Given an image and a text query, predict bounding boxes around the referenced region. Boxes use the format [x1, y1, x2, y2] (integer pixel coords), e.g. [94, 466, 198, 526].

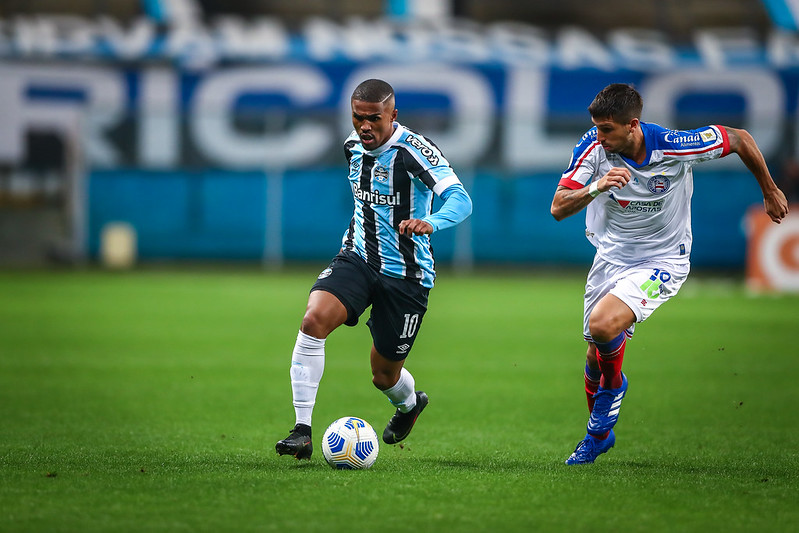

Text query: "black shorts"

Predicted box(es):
[311, 251, 430, 361]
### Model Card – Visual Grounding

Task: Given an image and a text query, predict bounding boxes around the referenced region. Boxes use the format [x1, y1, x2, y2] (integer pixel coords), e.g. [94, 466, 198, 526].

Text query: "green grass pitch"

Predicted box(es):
[1, 268, 797, 532]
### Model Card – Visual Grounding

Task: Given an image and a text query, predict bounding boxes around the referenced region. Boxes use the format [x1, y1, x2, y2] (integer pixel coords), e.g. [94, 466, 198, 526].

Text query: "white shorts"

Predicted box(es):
[583, 255, 690, 342]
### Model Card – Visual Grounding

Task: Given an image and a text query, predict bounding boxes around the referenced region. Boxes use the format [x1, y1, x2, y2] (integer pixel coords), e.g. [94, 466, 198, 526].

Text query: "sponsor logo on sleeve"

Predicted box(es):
[701, 130, 717, 142]
[405, 135, 439, 166]
[664, 131, 702, 147]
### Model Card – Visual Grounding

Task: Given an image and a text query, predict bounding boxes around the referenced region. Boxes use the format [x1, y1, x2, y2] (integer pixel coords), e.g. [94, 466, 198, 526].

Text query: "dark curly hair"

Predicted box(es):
[588, 83, 643, 124]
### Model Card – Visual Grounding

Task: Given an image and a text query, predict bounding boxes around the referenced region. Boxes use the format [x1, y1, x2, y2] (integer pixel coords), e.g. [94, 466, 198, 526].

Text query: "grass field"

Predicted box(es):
[1, 268, 797, 532]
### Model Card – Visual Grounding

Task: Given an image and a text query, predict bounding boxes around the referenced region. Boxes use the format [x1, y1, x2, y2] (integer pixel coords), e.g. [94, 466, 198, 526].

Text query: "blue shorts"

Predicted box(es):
[311, 251, 430, 361]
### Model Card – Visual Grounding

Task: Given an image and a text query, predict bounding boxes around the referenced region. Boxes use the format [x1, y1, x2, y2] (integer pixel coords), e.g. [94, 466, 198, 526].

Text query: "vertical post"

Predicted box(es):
[67, 119, 87, 264]
[56, 112, 87, 265]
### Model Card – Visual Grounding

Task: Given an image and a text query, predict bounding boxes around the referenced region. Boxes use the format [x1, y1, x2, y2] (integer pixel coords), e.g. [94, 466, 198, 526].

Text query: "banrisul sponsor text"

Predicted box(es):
[353, 183, 401, 206]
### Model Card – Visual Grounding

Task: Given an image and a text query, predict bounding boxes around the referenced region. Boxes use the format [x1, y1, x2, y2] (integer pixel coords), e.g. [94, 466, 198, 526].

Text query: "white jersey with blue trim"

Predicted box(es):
[342, 122, 462, 288]
[558, 122, 730, 265]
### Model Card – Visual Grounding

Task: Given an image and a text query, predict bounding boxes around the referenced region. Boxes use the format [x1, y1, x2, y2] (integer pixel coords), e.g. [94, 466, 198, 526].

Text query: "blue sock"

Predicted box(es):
[593, 332, 625, 355]
[585, 362, 601, 382]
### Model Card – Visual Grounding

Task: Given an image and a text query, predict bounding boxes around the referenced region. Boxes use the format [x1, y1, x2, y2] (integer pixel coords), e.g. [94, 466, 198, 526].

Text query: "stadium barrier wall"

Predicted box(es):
[87, 168, 766, 268]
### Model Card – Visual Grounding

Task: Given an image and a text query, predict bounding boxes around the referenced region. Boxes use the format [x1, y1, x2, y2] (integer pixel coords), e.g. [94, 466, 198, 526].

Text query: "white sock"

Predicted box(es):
[382, 367, 417, 413]
[290, 330, 325, 427]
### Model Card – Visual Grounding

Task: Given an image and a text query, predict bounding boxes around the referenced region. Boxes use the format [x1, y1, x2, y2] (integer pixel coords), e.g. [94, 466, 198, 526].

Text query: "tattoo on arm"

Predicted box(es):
[561, 186, 591, 205]
[551, 185, 593, 221]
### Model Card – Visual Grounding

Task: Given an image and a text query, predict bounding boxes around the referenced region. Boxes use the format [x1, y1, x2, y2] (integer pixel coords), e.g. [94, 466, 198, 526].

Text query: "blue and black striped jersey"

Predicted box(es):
[342, 122, 463, 288]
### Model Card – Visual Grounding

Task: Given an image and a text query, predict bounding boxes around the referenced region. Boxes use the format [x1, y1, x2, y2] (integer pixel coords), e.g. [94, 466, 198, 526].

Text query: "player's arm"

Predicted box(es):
[399, 183, 472, 236]
[551, 167, 631, 221]
[722, 126, 789, 224]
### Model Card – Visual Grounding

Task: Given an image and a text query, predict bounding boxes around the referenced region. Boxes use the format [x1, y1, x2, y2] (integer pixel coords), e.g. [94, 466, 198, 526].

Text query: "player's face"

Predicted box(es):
[592, 116, 637, 155]
[351, 98, 397, 151]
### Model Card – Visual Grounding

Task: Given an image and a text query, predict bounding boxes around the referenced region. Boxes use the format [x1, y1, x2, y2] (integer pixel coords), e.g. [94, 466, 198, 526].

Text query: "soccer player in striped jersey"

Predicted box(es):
[276, 79, 473, 460]
[551, 83, 788, 465]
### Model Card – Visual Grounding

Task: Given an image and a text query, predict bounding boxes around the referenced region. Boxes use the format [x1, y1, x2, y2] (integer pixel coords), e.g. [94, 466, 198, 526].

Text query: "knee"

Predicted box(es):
[300, 292, 347, 339]
[372, 369, 399, 391]
[300, 309, 331, 339]
[588, 313, 621, 344]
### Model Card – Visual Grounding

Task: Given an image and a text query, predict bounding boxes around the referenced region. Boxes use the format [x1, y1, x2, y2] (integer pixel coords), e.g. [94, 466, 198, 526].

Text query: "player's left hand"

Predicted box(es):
[765, 188, 789, 223]
[398, 219, 434, 236]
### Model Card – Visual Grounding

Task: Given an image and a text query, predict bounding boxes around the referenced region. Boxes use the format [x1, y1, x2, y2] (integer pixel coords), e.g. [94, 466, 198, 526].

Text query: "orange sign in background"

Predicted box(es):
[746, 205, 799, 292]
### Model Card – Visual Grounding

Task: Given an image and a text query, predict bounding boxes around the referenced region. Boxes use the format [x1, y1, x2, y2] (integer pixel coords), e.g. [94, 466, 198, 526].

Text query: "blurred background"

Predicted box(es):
[1, 0, 798, 288]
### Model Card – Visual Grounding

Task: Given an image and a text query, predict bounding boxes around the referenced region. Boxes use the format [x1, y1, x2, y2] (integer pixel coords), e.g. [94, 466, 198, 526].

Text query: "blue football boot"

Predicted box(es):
[586, 372, 628, 436]
[565, 430, 616, 465]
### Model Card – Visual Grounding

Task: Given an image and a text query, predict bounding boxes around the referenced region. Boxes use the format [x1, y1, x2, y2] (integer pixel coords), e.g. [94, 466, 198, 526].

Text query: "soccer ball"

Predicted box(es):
[321, 416, 379, 469]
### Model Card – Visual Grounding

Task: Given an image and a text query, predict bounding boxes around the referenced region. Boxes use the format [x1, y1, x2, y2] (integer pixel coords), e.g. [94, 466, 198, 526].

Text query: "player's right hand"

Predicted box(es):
[599, 167, 632, 193]
[765, 188, 789, 223]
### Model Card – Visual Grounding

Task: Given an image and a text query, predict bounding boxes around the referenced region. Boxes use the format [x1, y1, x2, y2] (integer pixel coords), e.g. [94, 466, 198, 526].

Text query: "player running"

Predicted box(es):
[551, 83, 788, 465]
[276, 79, 473, 460]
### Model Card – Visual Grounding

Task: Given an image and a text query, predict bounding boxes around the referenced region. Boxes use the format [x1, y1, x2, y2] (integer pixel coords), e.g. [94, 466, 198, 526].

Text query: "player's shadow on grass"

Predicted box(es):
[415, 457, 551, 472]
[608, 458, 781, 480]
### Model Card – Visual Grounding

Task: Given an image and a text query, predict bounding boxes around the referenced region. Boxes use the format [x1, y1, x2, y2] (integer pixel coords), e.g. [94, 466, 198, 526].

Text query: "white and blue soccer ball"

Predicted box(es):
[321, 416, 379, 469]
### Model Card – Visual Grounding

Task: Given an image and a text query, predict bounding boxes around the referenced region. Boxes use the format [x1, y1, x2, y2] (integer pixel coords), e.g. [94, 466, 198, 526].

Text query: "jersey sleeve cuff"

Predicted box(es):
[716, 125, 731, 157]
[432, 175, 460, 196]
[558, 177, 585, 190]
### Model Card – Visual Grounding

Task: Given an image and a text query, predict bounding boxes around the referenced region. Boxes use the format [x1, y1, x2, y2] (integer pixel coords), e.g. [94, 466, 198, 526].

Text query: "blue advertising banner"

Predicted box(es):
[2, 61, 797, 171]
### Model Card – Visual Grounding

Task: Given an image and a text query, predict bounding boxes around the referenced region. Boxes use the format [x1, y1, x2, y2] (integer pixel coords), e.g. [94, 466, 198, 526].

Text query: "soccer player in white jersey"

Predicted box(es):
[551, 83, 788, 465]
[276, 79, 473, 460]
